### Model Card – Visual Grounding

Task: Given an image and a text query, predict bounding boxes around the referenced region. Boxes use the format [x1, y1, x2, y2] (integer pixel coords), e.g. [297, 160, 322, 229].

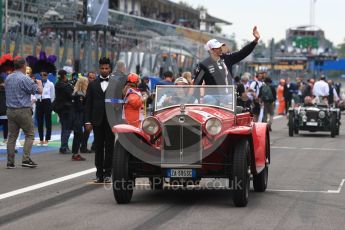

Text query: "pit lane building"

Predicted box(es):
[2, 0, 233, 74]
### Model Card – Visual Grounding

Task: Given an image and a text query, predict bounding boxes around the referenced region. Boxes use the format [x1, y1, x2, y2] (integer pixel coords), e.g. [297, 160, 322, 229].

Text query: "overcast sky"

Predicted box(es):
[171, 0, 345, 47]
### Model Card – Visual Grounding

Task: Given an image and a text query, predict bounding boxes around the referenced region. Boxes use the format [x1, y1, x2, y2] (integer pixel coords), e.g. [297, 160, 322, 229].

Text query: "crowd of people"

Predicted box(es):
[234, 71, 343, 131]
[1, 25, 343, 183]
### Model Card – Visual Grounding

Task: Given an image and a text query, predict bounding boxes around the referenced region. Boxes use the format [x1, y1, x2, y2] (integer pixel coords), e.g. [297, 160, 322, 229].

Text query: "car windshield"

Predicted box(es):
[155, 85, 235, 111]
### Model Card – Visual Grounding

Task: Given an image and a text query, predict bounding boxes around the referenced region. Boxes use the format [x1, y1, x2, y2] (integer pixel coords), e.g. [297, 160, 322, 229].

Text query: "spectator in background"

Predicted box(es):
[71, 77, 88, 161]
[259, 77, 276, 131]
[113, 60, 127, 79]
[35, 70, 55, 146]
[234, 76, 245, 107]
[86, 71, 96, 82]
[0, 78, 8, 145]
[53, 70, 74, 154]
[5, 57, 42, 168]
[302, 78, 315, 101]
[157, 71, 174, 85]
[112, 61, 128, 125]
[328, 80, 340, 107]
[249, 71, 264, 121]
[277, 79, 286, 115]
[80, 71, 97, 153]
[63, 59, 73, 74]
[240, 72, 252, 109]
[138, 76, 150, 93]
[313, 75, 329, 104]
[182, 71, 193, 85]
[284, 77, 293, 113]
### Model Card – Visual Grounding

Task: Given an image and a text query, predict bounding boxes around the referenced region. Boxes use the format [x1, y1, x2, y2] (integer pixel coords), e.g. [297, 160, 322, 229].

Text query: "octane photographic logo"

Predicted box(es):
[105, 35, 232, 167]
[102, 177, 244, 191]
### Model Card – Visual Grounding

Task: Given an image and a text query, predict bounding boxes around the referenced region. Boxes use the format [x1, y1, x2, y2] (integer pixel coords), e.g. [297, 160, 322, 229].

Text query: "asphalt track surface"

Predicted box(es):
[0, 115, 345, 230]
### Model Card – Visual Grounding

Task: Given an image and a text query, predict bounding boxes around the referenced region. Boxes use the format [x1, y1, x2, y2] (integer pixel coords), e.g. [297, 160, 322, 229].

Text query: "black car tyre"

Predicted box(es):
[232, 139, 250, 207]
[330, 113, 337, 138]
[288, 113, 294, 137]
[253, 166, 268, 192]
[112, 141, 134, 204]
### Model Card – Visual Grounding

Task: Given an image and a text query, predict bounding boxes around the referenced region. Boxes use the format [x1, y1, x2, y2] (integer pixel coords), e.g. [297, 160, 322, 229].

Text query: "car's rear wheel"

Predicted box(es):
[330, 113, 337, 138]
[232, 139, 250, 207]
[288, 113, 294, 137]
[112, 141, 134, 204]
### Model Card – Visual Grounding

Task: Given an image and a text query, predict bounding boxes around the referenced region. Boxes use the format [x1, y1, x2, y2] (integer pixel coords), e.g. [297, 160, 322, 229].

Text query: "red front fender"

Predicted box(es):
[252, 122, 269, 173]
[112, 124, 151, 143]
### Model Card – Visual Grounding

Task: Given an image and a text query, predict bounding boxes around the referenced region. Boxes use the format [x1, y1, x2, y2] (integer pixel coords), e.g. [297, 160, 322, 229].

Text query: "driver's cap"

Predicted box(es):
[206, 39, 225, 50]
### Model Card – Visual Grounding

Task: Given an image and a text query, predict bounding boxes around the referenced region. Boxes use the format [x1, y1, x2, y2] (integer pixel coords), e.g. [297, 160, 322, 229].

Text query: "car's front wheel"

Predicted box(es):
[112, 141, 134, 204]
[232, 139, 250, 207]
[330, 113, 337, 138]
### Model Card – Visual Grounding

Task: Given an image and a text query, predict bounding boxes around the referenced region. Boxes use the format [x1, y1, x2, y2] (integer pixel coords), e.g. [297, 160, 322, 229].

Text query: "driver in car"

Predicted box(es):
[157, 77, 197, 108]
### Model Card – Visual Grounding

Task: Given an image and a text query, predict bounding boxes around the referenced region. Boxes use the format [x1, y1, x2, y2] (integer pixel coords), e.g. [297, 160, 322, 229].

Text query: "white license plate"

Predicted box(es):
[306, 122, 318, 126]
[169, 169, 194, 178]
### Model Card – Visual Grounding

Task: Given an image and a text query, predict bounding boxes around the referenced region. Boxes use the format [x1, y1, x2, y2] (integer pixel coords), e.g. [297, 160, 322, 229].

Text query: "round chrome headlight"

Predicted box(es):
[302, 115, 307, 122]
[142, 117, 160, 135]
[319, 111, 326, 119]
[205, 118, 222, 136]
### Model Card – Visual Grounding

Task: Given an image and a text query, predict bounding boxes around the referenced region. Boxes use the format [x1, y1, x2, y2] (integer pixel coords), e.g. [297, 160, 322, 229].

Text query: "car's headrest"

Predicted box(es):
[236, 106, 244, 114]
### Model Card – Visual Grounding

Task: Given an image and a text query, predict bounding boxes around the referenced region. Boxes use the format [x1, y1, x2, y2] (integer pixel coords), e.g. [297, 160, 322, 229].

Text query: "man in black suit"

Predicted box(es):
[85, 57, 115, 183]
[194, 26, 260, 86]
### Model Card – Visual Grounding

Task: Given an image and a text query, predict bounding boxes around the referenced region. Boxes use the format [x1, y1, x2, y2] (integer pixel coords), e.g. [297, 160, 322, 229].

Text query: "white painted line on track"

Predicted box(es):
[271, 146, 343, 151]
[273, 115, 285, 120]
[328, 179, 345, 194]
[0, 168, 96, 200]
[268, 179, 345, 194]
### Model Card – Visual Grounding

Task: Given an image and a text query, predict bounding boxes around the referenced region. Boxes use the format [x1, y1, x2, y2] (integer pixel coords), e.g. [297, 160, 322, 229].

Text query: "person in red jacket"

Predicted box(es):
[122, 73, 143, 128]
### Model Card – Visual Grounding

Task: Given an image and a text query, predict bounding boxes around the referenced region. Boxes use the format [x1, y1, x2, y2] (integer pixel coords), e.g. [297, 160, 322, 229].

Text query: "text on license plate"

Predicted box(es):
[306, 122, 318, 126]
[168, 169, 195, 178]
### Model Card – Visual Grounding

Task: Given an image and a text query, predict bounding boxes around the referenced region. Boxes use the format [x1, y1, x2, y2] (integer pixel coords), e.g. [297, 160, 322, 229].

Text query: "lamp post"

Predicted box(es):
[21, 0, 25, 56]
[0, 0, 2, 56]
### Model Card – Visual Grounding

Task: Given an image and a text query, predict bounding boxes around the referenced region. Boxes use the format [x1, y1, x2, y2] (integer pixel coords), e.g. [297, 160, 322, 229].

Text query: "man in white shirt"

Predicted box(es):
[249, 71, 264, 121]
[35, 71, 55, 146]
[313, 76, 329, 104]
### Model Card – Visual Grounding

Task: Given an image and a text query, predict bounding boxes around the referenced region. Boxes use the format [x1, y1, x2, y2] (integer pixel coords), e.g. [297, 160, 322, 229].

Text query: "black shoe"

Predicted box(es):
[59, 148, 72, 154]
[94, 177, 104, 183]
[80, 148, 93, 154]
[22, 158, 37, 168]
[6, 163, 15, 169]
[104, 176, 112, 184]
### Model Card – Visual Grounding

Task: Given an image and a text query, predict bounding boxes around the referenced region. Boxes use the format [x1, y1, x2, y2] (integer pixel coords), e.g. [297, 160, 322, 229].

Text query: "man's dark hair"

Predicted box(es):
[234, 76, 240, 83]
[13, 57, 26, 70]
[264, 77, 272, 84]
[98, 57, 111, 66]
[58, 69, 67, 79]
[87, 71, 96, 77]
[163, 71, 173, 79]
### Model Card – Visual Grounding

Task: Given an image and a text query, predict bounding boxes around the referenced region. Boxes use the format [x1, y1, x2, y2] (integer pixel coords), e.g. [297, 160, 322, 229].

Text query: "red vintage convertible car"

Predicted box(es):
[111, 85, 270, 207]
